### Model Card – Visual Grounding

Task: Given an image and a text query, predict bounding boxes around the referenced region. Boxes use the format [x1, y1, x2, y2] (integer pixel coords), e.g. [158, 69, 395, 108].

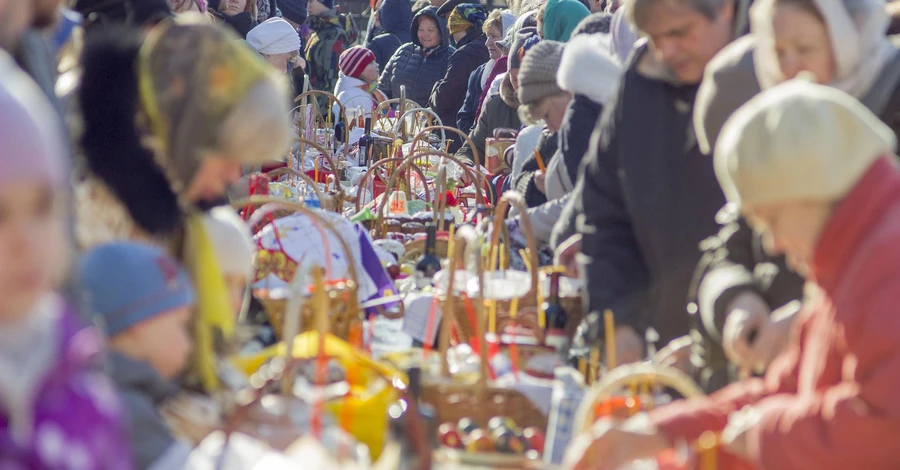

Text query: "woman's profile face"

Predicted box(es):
[184, 157, 244, 204]
[417, 16, 441, 48]
[486, 25, 503, 60]
[772, 3, 836, 83]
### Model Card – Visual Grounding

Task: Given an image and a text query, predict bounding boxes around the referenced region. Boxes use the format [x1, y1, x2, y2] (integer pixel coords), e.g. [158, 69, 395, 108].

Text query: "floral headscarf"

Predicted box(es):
[448, 3, 487, 35]
[138, 16, 285, 191]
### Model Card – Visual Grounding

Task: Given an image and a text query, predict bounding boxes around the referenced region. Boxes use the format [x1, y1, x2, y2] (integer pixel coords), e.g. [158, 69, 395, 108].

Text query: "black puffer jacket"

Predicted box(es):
[378, 7, 453, 107]
[366, 0, 413, 73]
[429, 27, 490, 148]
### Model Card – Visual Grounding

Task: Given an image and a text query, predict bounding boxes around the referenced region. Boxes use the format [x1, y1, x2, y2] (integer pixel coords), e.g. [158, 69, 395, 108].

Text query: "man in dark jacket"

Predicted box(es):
[428, 3, 489, 152]
[574, 0, 752, 365]
[366, 0, 413, 72]
[378, 7, 453, 106]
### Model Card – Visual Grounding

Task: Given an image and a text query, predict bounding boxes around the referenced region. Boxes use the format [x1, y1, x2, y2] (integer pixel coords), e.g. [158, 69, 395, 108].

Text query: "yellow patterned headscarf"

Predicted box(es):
[448, 8, 473, 35]
[137, 17, 279, 392]
[138, 15, 275, 191]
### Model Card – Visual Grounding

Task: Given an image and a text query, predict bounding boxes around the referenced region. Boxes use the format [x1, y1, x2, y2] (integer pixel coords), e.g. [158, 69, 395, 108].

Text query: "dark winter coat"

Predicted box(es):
[559, 93, 603, 191]
[546, 94, 605, 249]
[688, 206, 805, 391]
[455, 74, 521, 166]
[366, 0, 413, 73]
[576, 43, 726, 347]
[457, 62, 489, 134]
[429, 28, 490, 151]
[378, 7, 454, 107]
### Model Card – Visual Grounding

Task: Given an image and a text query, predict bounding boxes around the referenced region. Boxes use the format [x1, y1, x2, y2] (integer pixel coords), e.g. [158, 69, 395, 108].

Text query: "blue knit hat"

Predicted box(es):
[78, 242, 195, 336]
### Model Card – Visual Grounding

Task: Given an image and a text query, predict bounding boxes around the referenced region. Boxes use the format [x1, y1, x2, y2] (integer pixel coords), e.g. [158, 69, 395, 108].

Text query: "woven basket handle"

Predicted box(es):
[572, 362, 705, 434]
[392, 107, 445, 147]
[220, 357, 431, 470]
[400, 149, 488, 209]
[489, 192, 540, 307]
[295, 138, 344, 211]
[372, 98, 424, 137]
[354, 157, 430, 212]
[265, 167, 327, 204]
[233, 197, 361, 303]
[294, 90, 349, 151]
[409, 125, 483, 169]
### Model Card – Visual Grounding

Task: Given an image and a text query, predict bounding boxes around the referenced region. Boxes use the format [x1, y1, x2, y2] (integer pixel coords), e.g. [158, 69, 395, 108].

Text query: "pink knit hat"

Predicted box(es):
[0, 54, 67, 192]
[339, 46, 376, 79]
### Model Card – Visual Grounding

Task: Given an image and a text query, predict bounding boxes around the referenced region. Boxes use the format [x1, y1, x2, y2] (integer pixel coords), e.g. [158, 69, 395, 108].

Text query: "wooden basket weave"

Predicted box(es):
[238, 197, 361, 342]
[419, 211, 549, 432]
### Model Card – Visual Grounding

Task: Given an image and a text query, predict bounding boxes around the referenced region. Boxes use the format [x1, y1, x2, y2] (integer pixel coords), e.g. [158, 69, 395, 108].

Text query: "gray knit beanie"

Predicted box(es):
[517, 40, 565, 106]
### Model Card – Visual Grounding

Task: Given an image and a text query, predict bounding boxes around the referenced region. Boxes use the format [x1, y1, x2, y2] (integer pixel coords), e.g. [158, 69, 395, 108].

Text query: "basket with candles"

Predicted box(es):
[188, 265, 432, 469]
[447, 193, 584, 352]
[397, 205, 559, 468]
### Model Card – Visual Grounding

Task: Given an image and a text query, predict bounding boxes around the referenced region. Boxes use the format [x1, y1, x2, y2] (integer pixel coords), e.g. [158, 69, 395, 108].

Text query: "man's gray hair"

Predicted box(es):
[624, 0, 729, 28]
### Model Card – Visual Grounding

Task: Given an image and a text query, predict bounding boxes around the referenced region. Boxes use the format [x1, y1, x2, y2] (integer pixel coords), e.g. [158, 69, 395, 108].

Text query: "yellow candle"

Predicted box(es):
[589, 347, 600, 383]
[698, 432, 718, 470]
[488, 299, 497, 335]
[499, 244, 506, 272]
[604, 309, 617, 369]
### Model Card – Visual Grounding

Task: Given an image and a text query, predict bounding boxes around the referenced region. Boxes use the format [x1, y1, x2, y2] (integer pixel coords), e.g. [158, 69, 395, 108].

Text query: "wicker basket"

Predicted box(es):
[419, 214, 550, 435]
[237, 197, 361, 342]
[373, 149, 486, 239]
[569, 363, 720, 470]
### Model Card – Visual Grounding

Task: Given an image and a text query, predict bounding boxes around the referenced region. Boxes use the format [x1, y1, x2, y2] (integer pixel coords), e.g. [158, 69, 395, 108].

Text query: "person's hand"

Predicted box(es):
[554, 234, 582, 278]
[655, 335, 694, 374]
[460, 164, 489, 186]
[563, 419, 671, 470]
[722, 293, 771, 371]
[614, 325, 645, 366]
[740, 301, 800, 373]
[534, 170, 546, 194]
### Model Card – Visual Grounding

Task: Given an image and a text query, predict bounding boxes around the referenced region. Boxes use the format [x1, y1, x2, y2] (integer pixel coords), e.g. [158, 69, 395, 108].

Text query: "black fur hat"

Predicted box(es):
[78, 24, 181, 235]
[74, 0, 171, 31]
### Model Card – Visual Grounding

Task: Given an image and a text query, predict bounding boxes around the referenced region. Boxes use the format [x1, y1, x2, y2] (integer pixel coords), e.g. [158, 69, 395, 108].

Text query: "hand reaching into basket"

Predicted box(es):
[563, 417, 671, 470]
[722, 296, 799, 374]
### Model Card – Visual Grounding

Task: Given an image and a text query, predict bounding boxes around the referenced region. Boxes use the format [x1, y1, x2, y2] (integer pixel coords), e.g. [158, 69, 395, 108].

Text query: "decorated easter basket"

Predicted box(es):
[238, 197, 361, 342]
[572, 362, 724, 470]
[419, 221, 550, 431]
[444, 193, 582, 349]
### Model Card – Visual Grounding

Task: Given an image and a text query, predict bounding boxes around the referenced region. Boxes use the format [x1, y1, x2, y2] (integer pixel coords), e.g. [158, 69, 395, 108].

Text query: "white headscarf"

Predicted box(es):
[751, 0, 896, 99]
[247, 17, 303, 55]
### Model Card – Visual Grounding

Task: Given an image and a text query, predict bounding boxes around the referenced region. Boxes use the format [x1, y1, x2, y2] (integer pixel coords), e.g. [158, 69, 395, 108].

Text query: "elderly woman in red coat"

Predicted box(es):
[564, 79, 900, 470]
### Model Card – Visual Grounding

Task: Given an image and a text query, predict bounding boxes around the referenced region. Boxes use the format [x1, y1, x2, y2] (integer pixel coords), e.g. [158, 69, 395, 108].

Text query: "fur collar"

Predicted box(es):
[557, 33, 622, 106]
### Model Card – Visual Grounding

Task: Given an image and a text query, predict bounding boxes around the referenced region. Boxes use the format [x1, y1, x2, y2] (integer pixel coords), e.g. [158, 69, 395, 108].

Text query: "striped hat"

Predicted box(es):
[339, 46, 376, 79]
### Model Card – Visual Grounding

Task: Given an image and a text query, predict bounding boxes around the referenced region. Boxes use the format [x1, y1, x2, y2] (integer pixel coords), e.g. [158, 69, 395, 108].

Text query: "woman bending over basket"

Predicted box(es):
[75, 17, 291, 394]
[565, 81, 900, 470]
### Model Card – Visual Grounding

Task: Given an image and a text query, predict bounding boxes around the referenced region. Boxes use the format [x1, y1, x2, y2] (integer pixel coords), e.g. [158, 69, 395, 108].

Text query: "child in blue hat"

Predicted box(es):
[78, 241, 199, 470]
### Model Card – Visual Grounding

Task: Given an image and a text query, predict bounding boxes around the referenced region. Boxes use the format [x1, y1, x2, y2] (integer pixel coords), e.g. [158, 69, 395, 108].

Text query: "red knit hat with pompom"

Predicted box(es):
[339, 46, 376, 79]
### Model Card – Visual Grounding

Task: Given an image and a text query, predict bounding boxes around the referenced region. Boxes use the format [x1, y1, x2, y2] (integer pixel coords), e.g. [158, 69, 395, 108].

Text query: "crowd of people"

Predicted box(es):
[4, 0, 900, 468]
